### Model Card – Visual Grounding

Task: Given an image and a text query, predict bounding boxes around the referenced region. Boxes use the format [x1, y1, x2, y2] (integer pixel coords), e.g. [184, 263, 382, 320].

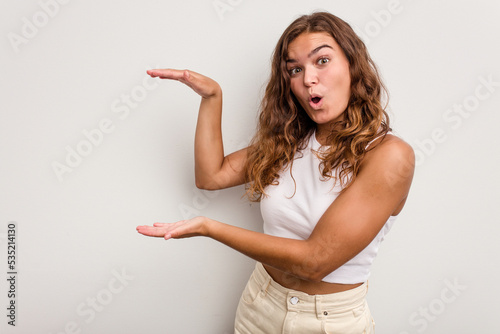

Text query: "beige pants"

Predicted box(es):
[234, 263, 375, 334]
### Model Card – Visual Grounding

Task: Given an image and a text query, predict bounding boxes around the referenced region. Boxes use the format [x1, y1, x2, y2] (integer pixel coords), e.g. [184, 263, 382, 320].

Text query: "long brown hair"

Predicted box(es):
[244, 12, 391, 201]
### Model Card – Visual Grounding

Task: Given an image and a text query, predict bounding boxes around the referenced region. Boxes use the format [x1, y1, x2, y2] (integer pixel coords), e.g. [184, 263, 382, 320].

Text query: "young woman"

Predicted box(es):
[137, 11, 414, 333]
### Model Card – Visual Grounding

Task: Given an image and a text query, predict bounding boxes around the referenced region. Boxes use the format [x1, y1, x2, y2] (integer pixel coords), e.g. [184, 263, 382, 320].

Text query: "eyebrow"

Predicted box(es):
[286, 44, 333, 64]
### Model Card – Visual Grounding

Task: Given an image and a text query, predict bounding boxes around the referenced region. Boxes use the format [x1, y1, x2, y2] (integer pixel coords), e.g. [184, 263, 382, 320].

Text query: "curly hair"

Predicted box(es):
[244, 12, 391, 201]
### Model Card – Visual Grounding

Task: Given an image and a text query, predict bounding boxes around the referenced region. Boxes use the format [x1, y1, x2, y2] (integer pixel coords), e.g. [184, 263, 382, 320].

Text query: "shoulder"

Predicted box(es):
[367, 133, 414, 161]
[360, 134, 415, 185]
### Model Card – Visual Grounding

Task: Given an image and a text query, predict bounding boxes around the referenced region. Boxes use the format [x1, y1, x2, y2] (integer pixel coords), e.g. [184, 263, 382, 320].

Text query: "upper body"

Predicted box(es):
[261, 130, 410, 293]
[137, 12, 415, 295]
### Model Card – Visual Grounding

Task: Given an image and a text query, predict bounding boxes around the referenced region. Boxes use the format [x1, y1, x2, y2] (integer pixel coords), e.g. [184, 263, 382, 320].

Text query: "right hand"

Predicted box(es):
[147, 69, 221, 99]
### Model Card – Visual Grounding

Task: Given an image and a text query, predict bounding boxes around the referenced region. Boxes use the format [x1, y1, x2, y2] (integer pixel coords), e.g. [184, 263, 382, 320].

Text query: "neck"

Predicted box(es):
[315, 123, 336, 145]
[315, 116, 345, 145]
[315, 131, 328, 145]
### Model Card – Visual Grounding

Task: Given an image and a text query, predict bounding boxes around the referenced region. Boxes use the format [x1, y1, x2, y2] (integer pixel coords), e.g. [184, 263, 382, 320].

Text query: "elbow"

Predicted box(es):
[195, 172, 231, 190]
[195, 180, 211, 190]
[293, 256, 333, 283]
[195, 179, 208, 190]
[310, 273, 326, 283]
[195, 179, 219, 191]
[304, 270, 329, 283]
[294, 247, 342, 283]
[292, 269, 326, 283]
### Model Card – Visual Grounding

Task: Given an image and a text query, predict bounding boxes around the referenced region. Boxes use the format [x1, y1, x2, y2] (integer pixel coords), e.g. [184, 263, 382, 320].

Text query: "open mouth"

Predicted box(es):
[311, 97, 321, 104]
[309, 95, 323, 109]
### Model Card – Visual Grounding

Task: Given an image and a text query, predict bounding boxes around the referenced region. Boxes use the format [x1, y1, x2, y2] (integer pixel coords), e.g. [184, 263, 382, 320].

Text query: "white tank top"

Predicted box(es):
[261, 131, 397, 284]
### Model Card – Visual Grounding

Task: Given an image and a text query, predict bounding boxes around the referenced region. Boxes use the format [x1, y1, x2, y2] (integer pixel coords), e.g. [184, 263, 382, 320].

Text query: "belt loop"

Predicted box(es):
[261, 277, 271, 296]
[315, 295, 324, 319]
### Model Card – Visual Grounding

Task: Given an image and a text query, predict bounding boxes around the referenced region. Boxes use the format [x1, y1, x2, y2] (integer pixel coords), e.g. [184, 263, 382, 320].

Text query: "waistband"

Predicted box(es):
[253, 262, 368, 316]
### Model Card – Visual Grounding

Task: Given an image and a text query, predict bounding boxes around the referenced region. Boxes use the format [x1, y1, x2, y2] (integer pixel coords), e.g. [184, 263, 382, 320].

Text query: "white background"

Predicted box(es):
[1, 0, 499, 333]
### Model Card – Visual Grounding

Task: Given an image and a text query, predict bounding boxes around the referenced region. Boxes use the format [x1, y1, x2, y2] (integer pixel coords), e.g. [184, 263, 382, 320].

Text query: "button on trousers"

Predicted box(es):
[234, 263, 375, 334]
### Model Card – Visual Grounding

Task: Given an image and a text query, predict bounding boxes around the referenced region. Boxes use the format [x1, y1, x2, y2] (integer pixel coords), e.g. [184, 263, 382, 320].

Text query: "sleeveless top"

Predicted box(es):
[260, 131, 397, 284]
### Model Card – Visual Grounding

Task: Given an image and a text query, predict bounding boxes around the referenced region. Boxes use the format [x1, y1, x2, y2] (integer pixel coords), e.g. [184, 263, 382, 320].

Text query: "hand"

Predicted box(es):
[136, 216, 209, 240]
[147, 69, 221, 99]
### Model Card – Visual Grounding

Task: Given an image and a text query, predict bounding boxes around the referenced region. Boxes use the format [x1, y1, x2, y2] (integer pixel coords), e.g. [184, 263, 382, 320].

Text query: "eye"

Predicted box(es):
[289, 67, 302, 76]
[317, 57, 329, 65]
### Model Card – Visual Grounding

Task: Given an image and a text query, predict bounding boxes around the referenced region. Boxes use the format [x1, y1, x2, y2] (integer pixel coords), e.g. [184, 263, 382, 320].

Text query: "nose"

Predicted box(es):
[303, 66, 318, 87]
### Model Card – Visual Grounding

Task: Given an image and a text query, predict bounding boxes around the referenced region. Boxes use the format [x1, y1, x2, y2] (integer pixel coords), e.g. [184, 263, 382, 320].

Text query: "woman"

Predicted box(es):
[137, 11, 414, 333]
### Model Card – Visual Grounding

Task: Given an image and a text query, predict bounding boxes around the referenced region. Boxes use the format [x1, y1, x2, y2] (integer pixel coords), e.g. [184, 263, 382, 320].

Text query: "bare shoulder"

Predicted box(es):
[367, 133, 414, 160]
[361, 133, 415, 184]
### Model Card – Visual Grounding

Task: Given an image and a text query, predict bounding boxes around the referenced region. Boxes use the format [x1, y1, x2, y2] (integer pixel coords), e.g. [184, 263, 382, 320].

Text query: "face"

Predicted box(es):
[286, 32, 351, 136]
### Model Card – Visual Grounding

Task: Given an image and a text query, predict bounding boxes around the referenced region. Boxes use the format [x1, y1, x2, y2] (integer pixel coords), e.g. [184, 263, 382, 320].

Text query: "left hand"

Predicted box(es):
[136, 216, 209, 240]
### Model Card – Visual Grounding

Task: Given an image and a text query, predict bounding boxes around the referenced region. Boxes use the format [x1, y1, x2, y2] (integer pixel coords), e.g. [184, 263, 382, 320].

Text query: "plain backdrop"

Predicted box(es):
[1, 0, 499, 333]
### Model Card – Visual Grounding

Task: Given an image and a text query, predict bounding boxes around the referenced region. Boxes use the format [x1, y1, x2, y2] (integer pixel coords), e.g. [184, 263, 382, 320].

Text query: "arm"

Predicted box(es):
[147, 69, 247, 190]
[137, 136, 415, 282]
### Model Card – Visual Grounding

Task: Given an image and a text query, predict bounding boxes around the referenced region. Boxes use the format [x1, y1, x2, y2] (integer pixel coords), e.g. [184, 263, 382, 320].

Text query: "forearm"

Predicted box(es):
[194, 89, 224, 188]
[206, 218, 324, 282]
[138, 215, 334, 281]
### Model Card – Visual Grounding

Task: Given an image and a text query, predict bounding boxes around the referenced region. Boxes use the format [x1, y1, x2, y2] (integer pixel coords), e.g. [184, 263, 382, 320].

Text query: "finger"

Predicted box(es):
[147, 69, 191, 82]
[136, 226, 168, 238]
[147, 68, 176, 79]
[153, 220, 185, 227]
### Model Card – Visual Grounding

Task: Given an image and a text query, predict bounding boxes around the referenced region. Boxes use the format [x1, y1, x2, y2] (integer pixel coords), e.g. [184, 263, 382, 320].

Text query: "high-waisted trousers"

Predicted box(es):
[234, 262, 375, 334]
